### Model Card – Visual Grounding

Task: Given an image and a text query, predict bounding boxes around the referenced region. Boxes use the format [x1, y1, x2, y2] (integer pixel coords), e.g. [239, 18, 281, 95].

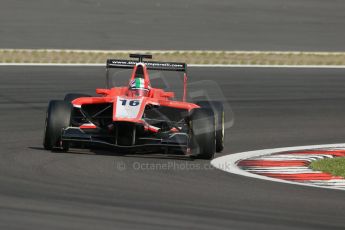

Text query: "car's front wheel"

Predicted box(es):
[43, 100, 72, 151]
[189, 108, 216, 159]
[195, 101, 224, 152]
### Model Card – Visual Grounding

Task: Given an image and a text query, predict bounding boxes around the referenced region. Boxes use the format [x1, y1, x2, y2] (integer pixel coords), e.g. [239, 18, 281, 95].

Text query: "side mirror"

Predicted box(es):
[96, 88, 110, 95]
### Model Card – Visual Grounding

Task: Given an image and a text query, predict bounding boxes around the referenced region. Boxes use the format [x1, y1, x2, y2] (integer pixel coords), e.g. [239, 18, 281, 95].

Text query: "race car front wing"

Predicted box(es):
[61, 127, 189, 151]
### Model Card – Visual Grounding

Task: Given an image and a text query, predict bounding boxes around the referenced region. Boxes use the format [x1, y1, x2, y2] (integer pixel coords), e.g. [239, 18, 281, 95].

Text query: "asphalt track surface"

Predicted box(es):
[1, 66, 345, 229]
[1, 0, 345, 51]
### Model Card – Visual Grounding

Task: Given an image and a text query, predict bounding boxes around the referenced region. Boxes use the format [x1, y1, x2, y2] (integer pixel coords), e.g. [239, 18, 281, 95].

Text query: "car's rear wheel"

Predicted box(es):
[64, 93, 91, 102]
[195, 101, 224, 152]
[43, 100, 72, 151]
[189, 108, 216, 159]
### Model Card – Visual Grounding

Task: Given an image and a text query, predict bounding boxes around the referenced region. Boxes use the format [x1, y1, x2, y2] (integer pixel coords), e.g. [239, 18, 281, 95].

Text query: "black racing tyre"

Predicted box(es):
[64, 93, 91, 102]
[116, 122, 136, 146]
[189, 108, 216, 159]
[195, 101, 224, 152]
[43, 100, 73, 151]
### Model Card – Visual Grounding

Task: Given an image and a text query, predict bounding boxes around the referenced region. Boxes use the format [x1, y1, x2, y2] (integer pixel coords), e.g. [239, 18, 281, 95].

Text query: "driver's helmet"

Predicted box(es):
[128, 78, 150, 97]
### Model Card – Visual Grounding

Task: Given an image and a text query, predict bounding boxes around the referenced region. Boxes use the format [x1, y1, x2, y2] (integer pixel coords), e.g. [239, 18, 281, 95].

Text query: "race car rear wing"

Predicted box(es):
[106, 54, 188, 101]
[106, 59, 187, 72]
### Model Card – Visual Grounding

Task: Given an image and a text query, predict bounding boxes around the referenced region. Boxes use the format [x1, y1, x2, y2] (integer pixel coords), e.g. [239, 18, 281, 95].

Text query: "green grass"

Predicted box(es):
[310, 157, 345, 178]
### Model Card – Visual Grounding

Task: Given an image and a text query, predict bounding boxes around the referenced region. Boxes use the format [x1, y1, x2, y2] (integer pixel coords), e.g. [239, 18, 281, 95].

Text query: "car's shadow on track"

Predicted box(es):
[121, 154, 194, 161]
[28, 147, 194, 161]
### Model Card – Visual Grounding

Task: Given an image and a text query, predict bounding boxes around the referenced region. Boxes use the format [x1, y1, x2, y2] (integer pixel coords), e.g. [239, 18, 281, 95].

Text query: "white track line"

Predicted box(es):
[211, 143, 345, 191]
[1, 63, 345, 68]
[190, 64, 345, 68]
[0, 63, 105, 67]
[1, 49, 345, 55]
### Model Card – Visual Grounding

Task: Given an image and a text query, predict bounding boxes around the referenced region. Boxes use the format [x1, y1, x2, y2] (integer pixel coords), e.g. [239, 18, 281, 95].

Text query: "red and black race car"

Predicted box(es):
[43, 54, 224, 159]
